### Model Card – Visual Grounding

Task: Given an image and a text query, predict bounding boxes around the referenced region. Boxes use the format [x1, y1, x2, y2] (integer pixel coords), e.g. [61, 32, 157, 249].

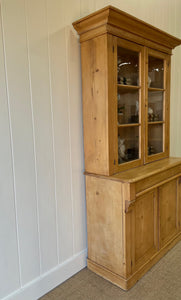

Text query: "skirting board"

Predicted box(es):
[2, 249, 87, 300]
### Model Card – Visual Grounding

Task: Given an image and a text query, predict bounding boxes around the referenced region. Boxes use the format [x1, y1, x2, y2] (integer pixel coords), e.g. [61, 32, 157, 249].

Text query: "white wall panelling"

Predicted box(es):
[0, 5, 20, 298]
[66, 26, 87, 254]
[25, 0, 58, 274]
[1, 0, 40, 287]
[0, 0, 181, 299]
[80, 0, 96, 18]
[46, 0, 74, 262]
[2, 250, 87, 300]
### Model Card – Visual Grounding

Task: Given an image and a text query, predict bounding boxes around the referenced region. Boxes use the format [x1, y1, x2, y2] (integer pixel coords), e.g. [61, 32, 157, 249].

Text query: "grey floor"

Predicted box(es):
[40, 241, 181, 300]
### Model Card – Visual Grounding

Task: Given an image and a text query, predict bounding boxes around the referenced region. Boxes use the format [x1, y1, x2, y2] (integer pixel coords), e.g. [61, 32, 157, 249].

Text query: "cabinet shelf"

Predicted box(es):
[117, 84, 140, 90]
[148, 121, 164, 125]
[118, 123, 140, 127]
[148, 87, 165, 92]
[148, 121, 165, 125]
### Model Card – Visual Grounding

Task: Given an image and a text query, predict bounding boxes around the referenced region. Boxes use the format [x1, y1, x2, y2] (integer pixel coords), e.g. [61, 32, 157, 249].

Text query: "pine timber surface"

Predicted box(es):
[85, 157, 181, 183]
[73, 5, 181, 291]
[73, 5, 181, 53]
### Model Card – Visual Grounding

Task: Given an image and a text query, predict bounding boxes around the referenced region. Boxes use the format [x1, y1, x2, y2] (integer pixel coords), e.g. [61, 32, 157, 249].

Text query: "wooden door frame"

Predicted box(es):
[144, 48, 171, 164]
[112, 37, 144, 173]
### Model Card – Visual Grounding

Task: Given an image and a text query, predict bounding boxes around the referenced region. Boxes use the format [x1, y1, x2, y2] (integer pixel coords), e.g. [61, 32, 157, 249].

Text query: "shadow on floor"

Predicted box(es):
[40, 241, 181, 300]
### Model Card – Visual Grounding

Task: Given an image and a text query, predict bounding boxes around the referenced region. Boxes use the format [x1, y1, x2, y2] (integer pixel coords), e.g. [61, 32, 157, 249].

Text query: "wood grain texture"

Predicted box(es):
[74, 6, 181, 175]
[86, 169, 181, 290]
[82, 26, 181, 285]
[86, 175, 124, 276]
[73, 5, 181, 51]
[81, 34, 109, 175]
[112, 157, 181, 182]
[87, 259, 129, 290]
[107, 34, 117, 174]
[159, 179, 179, 248]
[134, 190, 158, 270]
[87, 232, 181, 291]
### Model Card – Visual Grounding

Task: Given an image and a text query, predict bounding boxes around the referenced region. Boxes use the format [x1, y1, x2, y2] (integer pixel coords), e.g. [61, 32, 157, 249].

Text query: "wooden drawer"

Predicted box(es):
[135, 165, 181, 194]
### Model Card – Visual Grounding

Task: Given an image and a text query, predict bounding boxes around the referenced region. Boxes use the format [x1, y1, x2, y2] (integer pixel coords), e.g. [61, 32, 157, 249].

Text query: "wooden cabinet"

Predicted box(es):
[86, 159, 181, 290]
[73, 6, 181, 290]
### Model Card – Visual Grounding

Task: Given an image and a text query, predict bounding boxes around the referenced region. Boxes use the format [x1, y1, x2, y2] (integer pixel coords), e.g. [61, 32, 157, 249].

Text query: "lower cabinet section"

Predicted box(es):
[85, 171, 181, 290]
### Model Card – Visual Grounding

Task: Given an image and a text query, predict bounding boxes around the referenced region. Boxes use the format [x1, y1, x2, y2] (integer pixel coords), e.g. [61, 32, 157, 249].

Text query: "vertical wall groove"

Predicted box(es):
[0, 1, 22, 287]
[65, 28, 75, 255]
[45, 0, 60, 264]
[24, 0, 42, 275]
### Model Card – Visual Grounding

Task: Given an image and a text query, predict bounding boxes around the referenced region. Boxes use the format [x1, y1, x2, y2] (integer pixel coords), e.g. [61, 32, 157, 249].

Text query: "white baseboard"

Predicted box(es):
[3, 249, 87, 300]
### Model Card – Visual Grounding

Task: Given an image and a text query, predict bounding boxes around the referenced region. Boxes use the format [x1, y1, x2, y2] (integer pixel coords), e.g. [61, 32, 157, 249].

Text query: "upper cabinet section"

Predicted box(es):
[73, 6, 181, 53]
[73, 6, 181, 176]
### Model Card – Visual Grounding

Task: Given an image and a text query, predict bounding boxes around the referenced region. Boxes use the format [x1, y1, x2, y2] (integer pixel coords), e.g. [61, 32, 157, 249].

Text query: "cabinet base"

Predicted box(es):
[87, 233, 181, 290]
[87, 259, 128, 290]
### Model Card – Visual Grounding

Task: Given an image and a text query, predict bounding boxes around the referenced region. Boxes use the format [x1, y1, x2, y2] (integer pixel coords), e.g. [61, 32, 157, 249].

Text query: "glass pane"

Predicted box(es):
[118, 127, 139, 164]
[148, 56, 164, 88]
[148, 91, 163, 122]
[117, 89, 139, 124]
[117, 47, 139, 86]
[148, 124, 163, 155]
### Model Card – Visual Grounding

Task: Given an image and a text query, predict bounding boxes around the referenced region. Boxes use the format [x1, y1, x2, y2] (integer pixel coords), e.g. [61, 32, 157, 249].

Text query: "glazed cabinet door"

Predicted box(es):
[158, 178, 180, 248]
[112, 37, 144, 173]
[145, 48, 171, 163]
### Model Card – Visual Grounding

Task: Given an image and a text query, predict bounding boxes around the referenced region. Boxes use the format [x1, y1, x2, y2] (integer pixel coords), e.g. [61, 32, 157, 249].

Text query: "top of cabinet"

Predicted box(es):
[85, 157, 181, 183]
[73, 5, 181, 54]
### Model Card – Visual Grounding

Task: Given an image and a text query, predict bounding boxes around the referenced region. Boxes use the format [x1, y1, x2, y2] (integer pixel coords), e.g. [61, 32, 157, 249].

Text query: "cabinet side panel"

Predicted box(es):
[86, 176, 124, 277]
[108, 34, 117, 174]
[81, 35, 109, 175]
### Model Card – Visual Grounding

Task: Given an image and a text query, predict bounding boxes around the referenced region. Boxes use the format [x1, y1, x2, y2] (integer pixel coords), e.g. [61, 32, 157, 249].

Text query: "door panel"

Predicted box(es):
[159, 179, 179, 248]
[133, 189, 158, 270]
